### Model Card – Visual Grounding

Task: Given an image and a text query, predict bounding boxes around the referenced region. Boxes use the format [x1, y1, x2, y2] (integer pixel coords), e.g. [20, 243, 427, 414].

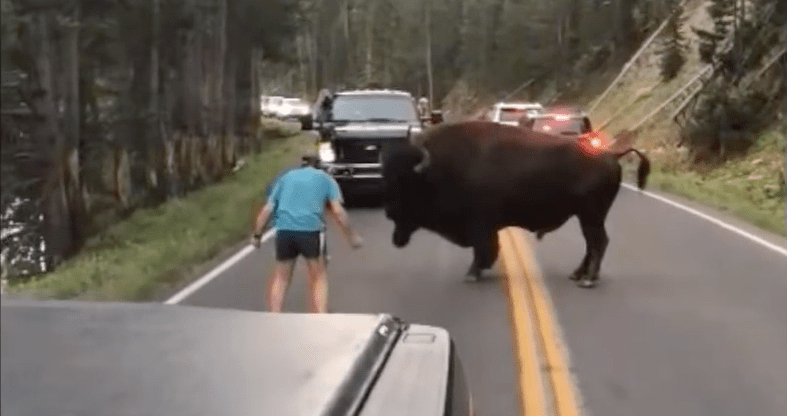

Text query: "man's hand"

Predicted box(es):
[251, 233, 262, 249]
[349, 232, 363, 249]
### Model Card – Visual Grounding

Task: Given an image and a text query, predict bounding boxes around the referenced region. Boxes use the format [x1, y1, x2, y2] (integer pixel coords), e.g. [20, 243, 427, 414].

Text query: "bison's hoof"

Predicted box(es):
[465, 267, 482, 282]
[392, 234, 409, 248]
[463, 274, 481, 283]
[569, 273, 583, 281]
[576, 279, 597, 288]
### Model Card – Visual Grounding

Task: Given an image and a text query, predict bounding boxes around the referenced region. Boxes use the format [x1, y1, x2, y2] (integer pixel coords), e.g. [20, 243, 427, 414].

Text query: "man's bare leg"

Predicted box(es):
[304, 258, 329, 313]
[267, 259, 295, 312]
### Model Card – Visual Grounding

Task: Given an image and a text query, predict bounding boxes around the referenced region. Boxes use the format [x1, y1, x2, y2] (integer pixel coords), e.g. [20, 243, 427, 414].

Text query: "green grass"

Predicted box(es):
[9, 131, 314, 301]
[624, 127, 786, 236]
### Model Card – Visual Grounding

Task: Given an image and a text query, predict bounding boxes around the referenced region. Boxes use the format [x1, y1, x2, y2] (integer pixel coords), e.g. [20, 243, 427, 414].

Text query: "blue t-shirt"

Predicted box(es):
[268, 167, 342, 232]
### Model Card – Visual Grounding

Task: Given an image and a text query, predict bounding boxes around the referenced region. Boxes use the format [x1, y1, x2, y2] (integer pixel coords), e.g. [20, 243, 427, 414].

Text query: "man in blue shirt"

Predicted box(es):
[264, 156, 331, 262]
[252, 162, 362, 313]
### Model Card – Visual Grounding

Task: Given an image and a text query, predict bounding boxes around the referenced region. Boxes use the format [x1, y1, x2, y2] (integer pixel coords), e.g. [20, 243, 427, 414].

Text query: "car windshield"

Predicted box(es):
[498, 108, 532, 122]
[532, 117, 586, 135]
[331, 95, 419, 122]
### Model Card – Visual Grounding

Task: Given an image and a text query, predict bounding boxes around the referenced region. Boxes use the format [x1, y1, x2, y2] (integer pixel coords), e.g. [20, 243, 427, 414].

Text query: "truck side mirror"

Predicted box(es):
[430, 111, 444, 125]
[300, 115, 314, 131]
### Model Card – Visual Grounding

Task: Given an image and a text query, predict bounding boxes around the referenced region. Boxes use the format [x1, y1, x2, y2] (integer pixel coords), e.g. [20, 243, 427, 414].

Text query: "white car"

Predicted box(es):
[491, 102, 545, 126]
[266, 96, 284, 118]
[276, 98, 311, 120]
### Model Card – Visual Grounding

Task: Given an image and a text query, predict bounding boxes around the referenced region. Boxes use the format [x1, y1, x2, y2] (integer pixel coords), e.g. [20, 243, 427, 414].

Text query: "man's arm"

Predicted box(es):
[251, 201, 274, 247]
[328, 199, 362, 249]
[321, 173, 361, 248]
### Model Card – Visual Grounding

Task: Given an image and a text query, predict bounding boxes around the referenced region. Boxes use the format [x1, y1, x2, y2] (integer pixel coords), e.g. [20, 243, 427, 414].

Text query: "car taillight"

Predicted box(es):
[580, 131, 609, 151]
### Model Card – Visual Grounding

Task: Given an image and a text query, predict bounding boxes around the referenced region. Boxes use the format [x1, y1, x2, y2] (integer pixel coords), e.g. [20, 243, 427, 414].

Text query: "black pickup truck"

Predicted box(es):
[1, 299, 474, 416]
[303, 89, 441, 198]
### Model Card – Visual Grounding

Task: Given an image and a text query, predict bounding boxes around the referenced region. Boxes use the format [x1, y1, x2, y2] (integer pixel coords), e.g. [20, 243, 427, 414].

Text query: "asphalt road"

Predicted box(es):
[179, 187, 787, 416]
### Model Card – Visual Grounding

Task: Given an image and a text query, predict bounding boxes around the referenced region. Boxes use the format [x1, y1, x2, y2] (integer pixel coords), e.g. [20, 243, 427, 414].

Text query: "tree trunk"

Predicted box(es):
[458, 0, 471, 73]
[216, 0, 228, 137]
[344, 0, 353, 80]
[36, 13, 60, 146]
[36, 12, 68, 268]
[184, 31, 199, 136]
[425, 4, 434, 105]
[309, 26, 319, 90]
[296, 32, 309, 95]
[364, 0, 376, 84]
[66, 6, 86, 250]
[225, 49, 237, 167]
[148, 0, 165, 200]
[199, 33, 209, 137]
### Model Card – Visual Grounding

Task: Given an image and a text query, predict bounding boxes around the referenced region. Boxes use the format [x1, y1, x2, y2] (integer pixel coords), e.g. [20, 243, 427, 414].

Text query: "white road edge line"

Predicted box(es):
[163, 228, 277, 305]
[621, 183, 787, 257]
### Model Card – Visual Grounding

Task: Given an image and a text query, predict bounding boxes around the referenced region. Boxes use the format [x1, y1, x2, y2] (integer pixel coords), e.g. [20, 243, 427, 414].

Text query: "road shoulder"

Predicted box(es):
[621, 180, 786, 252]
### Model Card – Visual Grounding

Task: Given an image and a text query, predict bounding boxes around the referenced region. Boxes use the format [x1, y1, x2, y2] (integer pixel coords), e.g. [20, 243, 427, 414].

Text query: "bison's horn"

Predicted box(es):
[413, 147, 430, 173]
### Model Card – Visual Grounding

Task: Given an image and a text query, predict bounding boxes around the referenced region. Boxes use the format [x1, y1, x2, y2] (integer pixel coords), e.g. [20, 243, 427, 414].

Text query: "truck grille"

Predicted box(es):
[336, 138, 408, 163]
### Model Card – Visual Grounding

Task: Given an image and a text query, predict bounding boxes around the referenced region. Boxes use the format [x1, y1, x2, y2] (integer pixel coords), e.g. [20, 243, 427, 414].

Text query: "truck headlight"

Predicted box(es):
[318, 142, 336, 163]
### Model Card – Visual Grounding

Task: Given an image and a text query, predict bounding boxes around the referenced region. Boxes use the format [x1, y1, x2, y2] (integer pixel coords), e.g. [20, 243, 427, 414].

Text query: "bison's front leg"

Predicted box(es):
[392, 223, 418, 248]
[466, 231, 500, 282]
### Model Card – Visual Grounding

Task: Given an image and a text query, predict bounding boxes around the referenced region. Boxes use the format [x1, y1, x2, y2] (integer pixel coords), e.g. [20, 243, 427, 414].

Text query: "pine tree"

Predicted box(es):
[659, 0, 688, 81]
[692, 0, 736, 64]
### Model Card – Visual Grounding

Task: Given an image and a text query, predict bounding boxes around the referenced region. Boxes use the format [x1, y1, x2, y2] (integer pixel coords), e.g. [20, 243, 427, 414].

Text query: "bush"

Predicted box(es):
[259, 117, 302, 139]
[684, 86, 773, 160]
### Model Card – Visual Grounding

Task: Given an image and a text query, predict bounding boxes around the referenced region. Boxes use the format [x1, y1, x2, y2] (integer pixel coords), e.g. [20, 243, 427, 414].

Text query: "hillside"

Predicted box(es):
[583, 0, 786, 235]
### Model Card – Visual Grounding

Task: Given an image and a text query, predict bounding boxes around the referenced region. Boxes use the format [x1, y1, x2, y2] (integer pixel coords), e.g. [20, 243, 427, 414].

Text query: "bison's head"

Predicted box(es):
[382, 144, 431, 248]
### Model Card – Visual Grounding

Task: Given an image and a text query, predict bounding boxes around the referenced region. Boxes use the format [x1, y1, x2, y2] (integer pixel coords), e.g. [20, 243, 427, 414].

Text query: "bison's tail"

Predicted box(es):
[614, 148, 651, 190]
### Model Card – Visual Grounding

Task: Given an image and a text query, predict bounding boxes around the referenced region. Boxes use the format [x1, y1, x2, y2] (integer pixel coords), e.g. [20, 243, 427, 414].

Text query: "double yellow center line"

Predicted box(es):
[498, 227, 583, 416]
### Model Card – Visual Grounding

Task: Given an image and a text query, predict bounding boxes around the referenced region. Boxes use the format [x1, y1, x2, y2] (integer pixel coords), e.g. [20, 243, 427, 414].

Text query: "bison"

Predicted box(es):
[381, 121, 650, 288]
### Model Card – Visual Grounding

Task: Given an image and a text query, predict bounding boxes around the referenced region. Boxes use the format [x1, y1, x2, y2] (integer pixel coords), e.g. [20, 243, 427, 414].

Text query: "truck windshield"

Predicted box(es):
[331, 95, 419, 122]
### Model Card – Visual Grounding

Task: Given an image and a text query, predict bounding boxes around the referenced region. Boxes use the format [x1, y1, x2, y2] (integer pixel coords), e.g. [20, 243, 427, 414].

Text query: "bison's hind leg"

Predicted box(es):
[575, 220, 610, 289]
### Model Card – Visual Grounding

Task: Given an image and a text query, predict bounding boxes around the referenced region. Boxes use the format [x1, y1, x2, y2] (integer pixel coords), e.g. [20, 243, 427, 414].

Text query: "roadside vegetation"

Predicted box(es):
[584, 0, 786, 236]
[8, 128, 311, 301]
[1, 0, 299, 284]
[639, 126, 785, 234]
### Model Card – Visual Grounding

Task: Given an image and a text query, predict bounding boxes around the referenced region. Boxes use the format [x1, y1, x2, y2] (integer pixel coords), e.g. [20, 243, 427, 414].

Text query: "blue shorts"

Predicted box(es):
[275, 230, 327, 261]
